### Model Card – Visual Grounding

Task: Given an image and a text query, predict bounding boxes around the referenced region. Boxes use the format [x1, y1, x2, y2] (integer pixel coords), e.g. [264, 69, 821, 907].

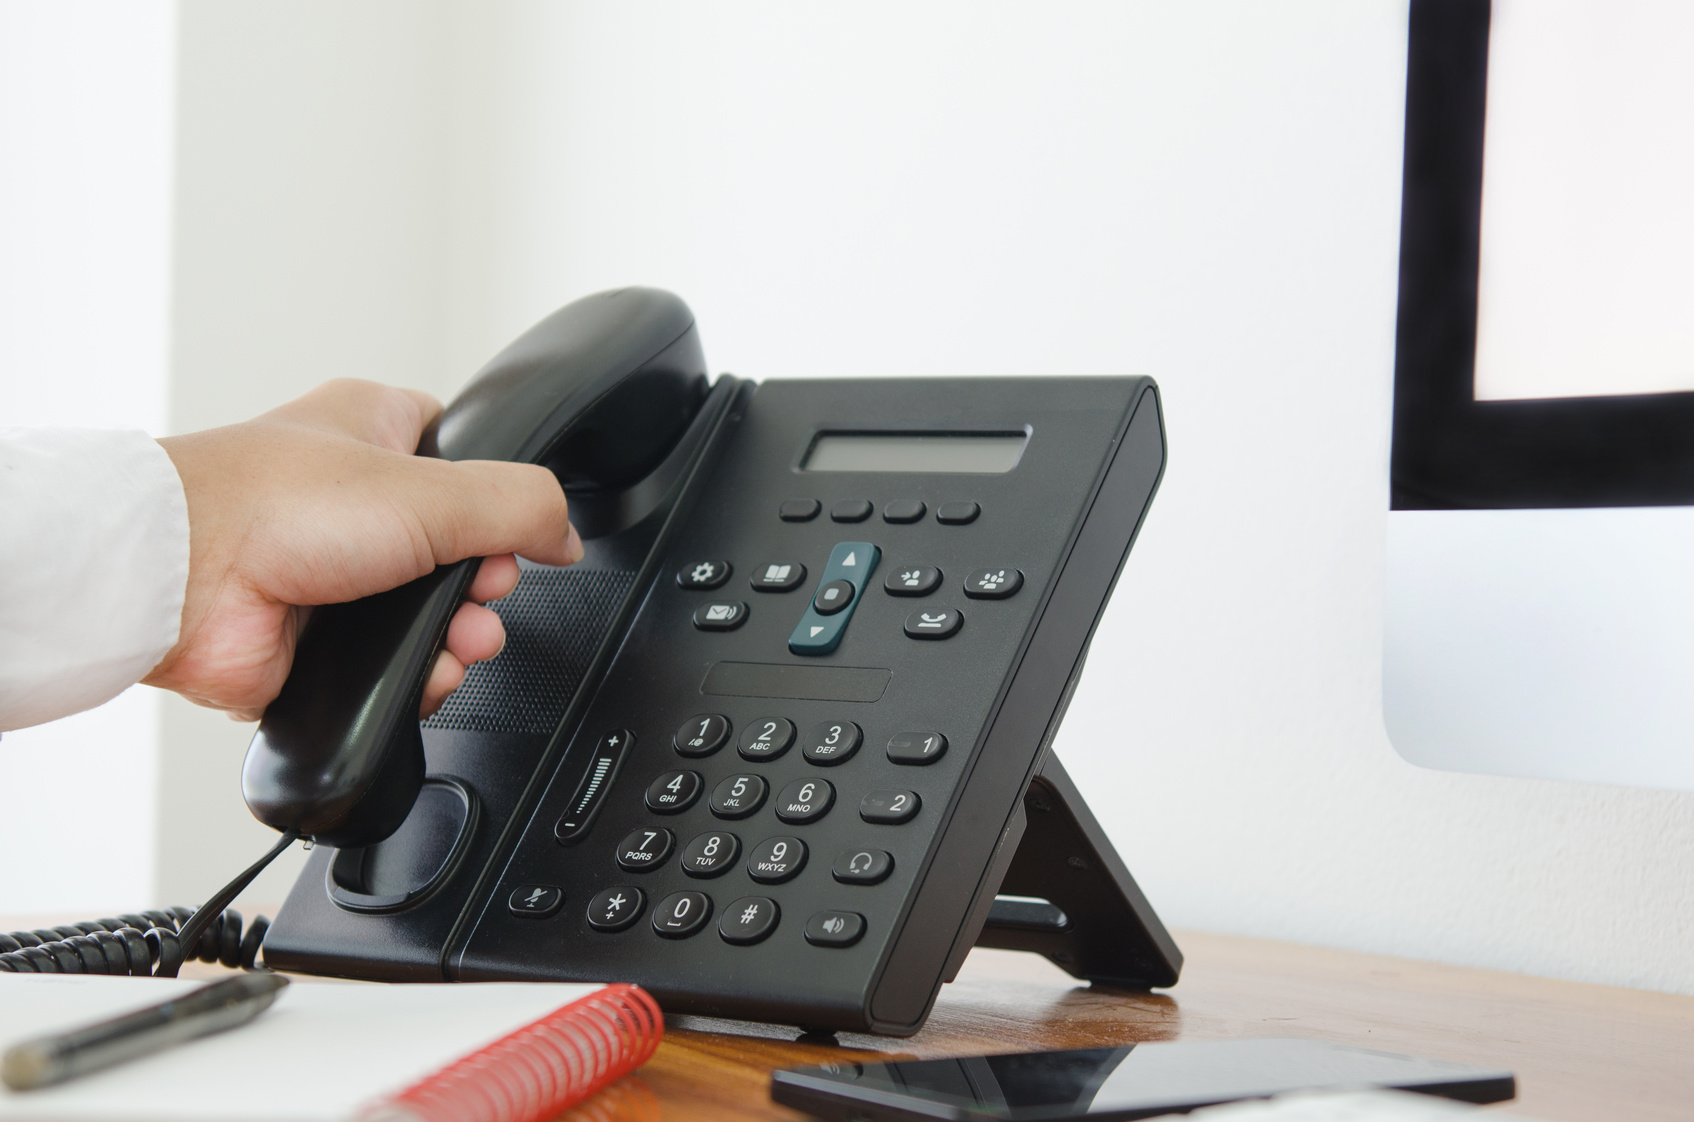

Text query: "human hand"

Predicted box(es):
[145, 379, 582, 721]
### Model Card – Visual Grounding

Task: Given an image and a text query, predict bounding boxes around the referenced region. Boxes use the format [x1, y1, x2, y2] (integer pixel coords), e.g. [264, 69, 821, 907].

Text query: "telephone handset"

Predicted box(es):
[241, 288, 710, 848]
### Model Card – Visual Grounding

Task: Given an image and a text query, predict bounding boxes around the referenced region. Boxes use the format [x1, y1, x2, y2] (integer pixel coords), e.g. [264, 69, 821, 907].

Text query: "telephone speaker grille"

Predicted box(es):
[423, 567, 637, 735]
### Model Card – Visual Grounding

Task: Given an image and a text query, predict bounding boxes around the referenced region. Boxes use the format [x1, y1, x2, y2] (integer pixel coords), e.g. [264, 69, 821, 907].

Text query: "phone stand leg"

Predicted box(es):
[972, 752, 1182, 989]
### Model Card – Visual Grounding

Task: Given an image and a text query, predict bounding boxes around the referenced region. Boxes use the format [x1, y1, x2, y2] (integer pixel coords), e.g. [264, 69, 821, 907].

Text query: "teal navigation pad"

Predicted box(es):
[787, 542, 880, 656]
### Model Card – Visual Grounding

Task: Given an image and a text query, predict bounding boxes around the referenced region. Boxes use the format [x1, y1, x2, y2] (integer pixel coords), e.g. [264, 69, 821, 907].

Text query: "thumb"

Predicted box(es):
[410, 458, 582, 568]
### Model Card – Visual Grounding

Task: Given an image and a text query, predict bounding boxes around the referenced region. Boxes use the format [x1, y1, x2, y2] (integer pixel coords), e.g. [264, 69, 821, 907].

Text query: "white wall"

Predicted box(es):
[0, 0, 176, 912]
[438, 0, 1694, 995]
[158, 0, 458, 908]
[7, 0, 1692, 994]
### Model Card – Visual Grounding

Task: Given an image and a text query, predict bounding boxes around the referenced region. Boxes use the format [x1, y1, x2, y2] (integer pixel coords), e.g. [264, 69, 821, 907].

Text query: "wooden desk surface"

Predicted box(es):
[639, 932, 1694, 1122]
[10, 918, 1691, 1121]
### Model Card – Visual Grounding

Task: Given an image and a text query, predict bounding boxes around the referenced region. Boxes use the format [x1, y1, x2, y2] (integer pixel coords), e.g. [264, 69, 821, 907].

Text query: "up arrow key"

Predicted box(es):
[843, 552, 857, 567]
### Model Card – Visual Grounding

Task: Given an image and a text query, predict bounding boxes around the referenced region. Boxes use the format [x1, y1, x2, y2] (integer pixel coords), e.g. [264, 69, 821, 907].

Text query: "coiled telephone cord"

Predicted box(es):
[0, 828, 299, 978]
[0, 907, 268, 976]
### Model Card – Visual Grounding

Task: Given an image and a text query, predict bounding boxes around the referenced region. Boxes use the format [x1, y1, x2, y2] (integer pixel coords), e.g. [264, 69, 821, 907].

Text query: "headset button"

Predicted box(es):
[832, 849, 893, 885]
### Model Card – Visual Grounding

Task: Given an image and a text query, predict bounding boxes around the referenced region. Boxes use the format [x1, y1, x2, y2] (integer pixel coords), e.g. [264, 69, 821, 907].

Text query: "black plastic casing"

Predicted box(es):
[263, 374, 1173, 1032]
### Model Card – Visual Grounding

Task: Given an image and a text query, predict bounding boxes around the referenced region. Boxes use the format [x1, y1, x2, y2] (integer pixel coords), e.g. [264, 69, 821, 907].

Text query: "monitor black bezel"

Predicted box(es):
[1391, 0, 1694, 510]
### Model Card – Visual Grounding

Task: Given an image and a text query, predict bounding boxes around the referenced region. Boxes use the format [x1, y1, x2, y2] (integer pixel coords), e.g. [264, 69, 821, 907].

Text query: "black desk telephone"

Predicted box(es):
[242, 287, 1180, 1034]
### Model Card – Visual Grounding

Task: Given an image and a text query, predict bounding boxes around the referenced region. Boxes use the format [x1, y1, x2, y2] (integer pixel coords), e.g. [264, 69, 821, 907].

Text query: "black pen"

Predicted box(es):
[1, 972, 290, 1091]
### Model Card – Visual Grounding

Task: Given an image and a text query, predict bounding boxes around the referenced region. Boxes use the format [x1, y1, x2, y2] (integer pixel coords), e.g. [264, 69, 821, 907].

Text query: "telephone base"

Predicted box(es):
[971, 752, 1182, 990]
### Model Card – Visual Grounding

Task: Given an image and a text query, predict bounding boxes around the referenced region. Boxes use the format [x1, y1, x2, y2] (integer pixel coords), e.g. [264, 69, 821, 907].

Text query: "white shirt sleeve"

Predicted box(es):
[0, 428, 189, 732]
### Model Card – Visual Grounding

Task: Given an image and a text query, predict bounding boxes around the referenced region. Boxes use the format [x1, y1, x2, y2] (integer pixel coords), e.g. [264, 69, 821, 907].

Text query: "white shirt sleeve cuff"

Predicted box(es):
[0, 428, 190, 731]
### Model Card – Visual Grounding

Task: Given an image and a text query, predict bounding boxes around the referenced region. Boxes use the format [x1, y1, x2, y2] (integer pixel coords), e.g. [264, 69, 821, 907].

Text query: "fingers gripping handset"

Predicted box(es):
[242, 288, 711, 848]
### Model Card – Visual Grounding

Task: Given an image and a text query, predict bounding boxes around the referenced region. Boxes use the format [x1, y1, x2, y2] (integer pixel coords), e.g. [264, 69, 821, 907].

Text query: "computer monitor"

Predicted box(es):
[1385, 0, 1694, 790]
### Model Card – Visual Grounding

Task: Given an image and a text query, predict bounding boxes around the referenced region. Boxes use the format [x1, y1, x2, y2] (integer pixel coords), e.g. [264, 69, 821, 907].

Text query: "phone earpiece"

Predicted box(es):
[242, 288, 709, 848]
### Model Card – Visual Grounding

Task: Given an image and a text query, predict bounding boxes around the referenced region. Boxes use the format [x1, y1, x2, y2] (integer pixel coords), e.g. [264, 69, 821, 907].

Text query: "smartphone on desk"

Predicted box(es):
[769, 1038, 1516, 1121]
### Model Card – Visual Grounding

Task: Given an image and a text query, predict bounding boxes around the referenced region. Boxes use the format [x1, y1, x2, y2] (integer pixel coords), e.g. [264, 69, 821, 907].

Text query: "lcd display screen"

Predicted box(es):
[802, 432, 1027, 473]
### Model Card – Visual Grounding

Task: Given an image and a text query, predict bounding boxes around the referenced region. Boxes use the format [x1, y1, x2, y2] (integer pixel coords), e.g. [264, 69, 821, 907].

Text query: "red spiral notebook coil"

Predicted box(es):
[360, 984, 663, 1122]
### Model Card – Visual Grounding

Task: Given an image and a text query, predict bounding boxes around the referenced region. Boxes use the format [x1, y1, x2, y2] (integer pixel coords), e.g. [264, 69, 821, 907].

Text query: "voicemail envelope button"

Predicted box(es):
[693, 601, 748, 631]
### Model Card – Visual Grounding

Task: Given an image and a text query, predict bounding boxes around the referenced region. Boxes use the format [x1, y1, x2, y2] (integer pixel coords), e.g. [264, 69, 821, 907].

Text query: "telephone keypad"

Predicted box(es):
[652, 891, 712, 938]
[804, 910, 866, 948]
[746, 837, 807, 883]
[719, 897, 780, 945]
[738, 718, 796, 761]
[709, 774, 768, 818]
[674, 714, 731, 757]
[801, 720, 862, 766]
[832, 849, 893, 884]
[586, 887, 644, 932]
[679, 830, 741, 878]
[645, 770, 702, 813]
[775, 779, 835, 824]
[884, 566, 942, 596]
[677, 561, 731, 589]
[903, 607, 963, 640]
[615, 827, 674, 871]
[860, 790, 921, 824]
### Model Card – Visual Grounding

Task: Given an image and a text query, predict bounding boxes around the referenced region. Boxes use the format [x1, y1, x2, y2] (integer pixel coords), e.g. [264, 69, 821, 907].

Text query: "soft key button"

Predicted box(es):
[936, 502, 980, 525]
[788, 542, 881, 656]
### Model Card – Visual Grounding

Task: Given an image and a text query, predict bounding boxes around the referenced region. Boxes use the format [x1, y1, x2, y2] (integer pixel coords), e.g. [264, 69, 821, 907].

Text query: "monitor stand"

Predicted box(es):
[963, 752, 1183, 989]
